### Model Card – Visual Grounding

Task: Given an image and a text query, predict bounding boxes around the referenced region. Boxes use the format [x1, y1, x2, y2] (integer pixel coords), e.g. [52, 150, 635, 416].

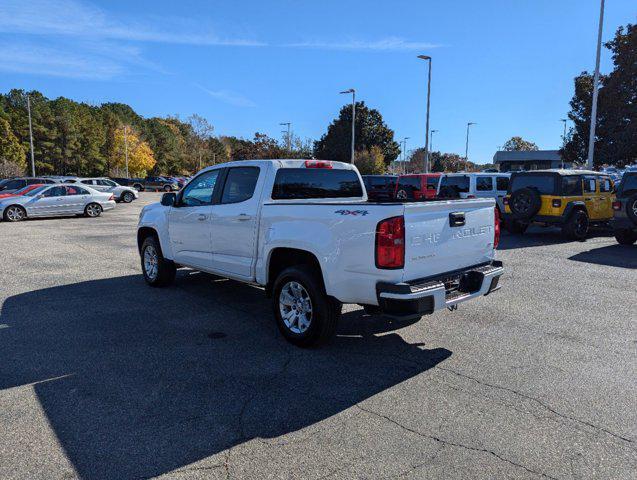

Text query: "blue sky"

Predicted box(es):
[0, 0, 635, 165]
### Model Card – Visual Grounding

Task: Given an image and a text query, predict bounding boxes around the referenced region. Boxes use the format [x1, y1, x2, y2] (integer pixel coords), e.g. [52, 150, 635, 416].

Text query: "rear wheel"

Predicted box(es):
[141, 236, 176, 287]
[163, 184, 172, 192]
[122, 191, 135, 203]
[562, 210, 589, 240]
[3, 205, 26, 222]
[84, 203, 103, 218]
[272, 265, 341, 347]
[614, 229, 637, 245]
[133, 183, 143, 192]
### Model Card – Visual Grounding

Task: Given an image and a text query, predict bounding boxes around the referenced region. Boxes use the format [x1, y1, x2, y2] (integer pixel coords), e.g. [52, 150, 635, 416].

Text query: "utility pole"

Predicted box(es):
[403, 137, 410, 174]
[26, 94, 35, 176]
[340, 89, 356, 164]
[587, 0, 605, 170]
[561, 119, 568, 169]
[417, 55, 432, 173]
[279, 122, 291, 152]
[124, 126, 129, 178]
[464, 122, 476, 171]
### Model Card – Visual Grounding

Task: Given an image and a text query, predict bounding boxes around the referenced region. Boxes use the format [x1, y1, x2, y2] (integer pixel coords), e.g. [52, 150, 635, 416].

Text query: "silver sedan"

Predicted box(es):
[0, 184, 116, 222]
[75, 177, 139, 203]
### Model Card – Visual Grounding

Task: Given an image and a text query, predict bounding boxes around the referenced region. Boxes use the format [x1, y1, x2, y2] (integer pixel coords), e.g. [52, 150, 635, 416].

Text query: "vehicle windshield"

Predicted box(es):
[272, 168, 363, 199]
[23, 186, 48, 197]
[439, 175, 470, 193]
[509, 174, 556, 194]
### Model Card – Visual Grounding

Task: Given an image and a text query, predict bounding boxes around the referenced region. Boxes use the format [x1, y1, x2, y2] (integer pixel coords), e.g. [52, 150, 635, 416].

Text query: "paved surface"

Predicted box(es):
[1, 193, 635, 480]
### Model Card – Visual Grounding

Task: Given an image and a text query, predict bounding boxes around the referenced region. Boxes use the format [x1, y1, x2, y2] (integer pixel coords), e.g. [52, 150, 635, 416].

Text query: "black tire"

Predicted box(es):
[133, 183, 143, 192]
[626, 194, 637, 225]
[84, 203, 103, 218]
[614, 229, 637, 245]
[163, 184, 172, 192]
[272, 265, 342, 347]
[505, 219, 528, 234]
[562, 209, 589, 240]
[510, 188, 542, 219]
[121, 191, 135, 203]
[3, 205, 26, 222]
[141, 236, 176, 287]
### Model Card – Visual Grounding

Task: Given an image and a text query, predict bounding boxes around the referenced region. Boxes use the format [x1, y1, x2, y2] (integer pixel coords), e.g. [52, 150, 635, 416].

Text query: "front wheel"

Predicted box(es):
[562, 210, 589, 240]
[122, 191, 135, 203]
[614, 229, 637, 246]
[272, 265, 341, 347]
[163, 184, 172, 192]
[141, 236, 176, 287]
[3, 205, 26, 222]
[84, 203, 103, 218]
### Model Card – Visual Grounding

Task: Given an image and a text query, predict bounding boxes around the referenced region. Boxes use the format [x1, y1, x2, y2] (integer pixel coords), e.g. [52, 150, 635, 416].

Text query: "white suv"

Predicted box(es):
[438, 173, 510, 213]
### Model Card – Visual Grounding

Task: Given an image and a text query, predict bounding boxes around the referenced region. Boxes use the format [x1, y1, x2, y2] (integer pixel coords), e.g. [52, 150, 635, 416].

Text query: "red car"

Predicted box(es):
[0, 183, 44, 199]
[394, 173, 441, 200]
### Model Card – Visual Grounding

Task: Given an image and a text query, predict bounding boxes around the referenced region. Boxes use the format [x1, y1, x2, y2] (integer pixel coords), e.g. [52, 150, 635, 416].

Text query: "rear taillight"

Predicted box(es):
[503, 197, 509, 205]
[467, 194, 476, 199]
[494, 208, 501, 249]
[552, 199, 562, 208]
[612, 200, 621, 211]
[375, 216, 405, 269]
[108, 194, 114, 201]
[304, 160, 333, 169]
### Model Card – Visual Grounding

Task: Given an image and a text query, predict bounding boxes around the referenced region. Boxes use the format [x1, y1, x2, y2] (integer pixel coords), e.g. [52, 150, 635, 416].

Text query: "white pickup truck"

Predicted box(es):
[137, 159, 503, 346]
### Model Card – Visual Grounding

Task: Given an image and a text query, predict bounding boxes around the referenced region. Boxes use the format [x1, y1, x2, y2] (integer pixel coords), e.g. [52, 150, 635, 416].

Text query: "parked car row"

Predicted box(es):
[362, 169, 637, 247]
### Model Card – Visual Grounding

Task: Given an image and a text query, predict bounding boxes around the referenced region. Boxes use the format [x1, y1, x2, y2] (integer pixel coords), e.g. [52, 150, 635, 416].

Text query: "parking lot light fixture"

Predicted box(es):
[340, 89, 356, 164]
[417, 55, 432, 173]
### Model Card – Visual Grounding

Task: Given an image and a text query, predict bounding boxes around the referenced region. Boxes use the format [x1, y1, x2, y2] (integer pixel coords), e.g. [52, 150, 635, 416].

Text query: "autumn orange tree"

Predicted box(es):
[111, 126, 156, 176]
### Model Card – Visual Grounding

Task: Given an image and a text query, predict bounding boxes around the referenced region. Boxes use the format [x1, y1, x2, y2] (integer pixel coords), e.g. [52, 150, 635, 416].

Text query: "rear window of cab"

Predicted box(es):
[272, 168, 363, 199]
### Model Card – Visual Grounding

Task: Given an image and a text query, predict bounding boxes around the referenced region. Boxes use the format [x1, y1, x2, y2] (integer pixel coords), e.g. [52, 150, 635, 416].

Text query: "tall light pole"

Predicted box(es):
[340, 89, 356, 164]
[464, 122, 476, 171]
[26, 94, 35, 176]
[417, 55, 432, 173]
[561, 119, 568, 169]
[402, 137, 410, 174]
[587, 0, 605, 170]
[279, 122, 291, 152]
[430, 129, 438, 154]
[124, 125, 129, 178]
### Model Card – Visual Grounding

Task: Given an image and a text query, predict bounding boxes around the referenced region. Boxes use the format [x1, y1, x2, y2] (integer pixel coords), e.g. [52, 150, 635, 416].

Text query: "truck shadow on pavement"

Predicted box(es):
[0, 271, 451, 480]
[569, 244, 637, 269]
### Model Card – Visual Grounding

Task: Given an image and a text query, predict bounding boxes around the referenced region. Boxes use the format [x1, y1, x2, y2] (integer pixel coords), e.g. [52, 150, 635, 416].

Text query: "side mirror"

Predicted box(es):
[161, 192, 176, 207]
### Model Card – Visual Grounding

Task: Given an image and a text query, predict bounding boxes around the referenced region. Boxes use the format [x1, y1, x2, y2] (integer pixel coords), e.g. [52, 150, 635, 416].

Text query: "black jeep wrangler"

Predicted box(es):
[612, 171, 637, 245]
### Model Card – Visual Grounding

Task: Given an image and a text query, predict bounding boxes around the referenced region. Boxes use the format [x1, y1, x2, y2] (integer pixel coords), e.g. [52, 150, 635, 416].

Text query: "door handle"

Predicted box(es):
[237, 214, 252, 221]
[198, 214, 207, 221]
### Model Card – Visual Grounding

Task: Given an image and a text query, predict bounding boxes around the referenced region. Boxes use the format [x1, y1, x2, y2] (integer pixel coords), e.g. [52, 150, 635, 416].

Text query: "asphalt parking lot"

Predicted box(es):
[1, 193, 636, 480]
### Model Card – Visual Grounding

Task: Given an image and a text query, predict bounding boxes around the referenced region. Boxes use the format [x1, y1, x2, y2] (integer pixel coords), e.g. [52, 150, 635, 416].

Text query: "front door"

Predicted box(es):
[582, 176, 599, 220]
[27, 185, 68, 216]
[210, 165, 264, 279]
[597, 176, 613, 220]
[167, 169, 221, 269]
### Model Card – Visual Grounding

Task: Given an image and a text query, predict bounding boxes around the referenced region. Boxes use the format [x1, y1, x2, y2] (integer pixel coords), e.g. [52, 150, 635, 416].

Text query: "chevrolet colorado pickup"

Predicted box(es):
[137, 159, 503, 346]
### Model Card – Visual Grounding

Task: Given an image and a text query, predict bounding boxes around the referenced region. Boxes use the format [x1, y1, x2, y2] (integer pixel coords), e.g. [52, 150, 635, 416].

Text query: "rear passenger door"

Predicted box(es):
[582, 176, 600, 219]
[210, 165, 265, 279]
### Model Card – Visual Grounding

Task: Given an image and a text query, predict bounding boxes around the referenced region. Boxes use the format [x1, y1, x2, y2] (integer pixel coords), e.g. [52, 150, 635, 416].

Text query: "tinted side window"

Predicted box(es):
[180, 170, 220, 206]
[583, 177, 596, 193]
[2, 179, 26, 190]
[272, 168, 363, 199]
[496, 177, 509, 191]
[66, 186, 89, 195]
[43, 186, 67, 197]
[561, 176, 582, 196]
[620, 174, 637, 193]
[598, 177, 611, 192]
[439, 176, 470, 193]
[476, 176, 493, 191]
[221, 167, 260, 204]
[426, 177, 440, 188]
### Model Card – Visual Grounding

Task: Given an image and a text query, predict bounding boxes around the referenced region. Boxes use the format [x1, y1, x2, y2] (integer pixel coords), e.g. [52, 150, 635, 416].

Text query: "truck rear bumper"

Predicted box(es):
[376, 261, 503, 318]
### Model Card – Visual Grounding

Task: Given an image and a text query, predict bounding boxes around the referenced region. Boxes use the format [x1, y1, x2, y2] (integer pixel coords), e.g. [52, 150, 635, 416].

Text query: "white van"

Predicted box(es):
[437, 172, 511, 213]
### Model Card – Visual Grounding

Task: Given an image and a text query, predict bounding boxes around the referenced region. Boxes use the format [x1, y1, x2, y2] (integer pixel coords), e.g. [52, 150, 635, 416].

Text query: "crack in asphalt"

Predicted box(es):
[356, 405, 560, 480]
[435, 366, 634, 446]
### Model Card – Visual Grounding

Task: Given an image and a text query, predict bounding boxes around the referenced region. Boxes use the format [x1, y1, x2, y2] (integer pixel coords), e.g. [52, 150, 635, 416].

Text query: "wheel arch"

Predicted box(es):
[265, 247, 326, 297]
[137, 226, 160, 254]
[563, 201, 587, 219]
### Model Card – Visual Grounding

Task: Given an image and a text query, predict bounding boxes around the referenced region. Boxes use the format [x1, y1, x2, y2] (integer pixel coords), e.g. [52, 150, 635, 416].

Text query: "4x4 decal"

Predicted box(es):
[335, 209, 369, 216]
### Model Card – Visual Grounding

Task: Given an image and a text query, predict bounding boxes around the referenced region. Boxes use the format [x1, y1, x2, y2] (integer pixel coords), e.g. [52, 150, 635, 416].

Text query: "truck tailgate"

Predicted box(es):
[402, 199, 496, 281]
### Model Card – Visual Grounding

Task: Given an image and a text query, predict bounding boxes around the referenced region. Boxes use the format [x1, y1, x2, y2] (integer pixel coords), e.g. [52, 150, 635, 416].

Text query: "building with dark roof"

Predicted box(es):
[493, 150, 571, 172]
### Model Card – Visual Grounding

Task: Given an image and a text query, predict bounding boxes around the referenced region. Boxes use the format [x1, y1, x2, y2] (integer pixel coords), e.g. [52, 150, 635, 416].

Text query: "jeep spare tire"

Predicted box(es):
[626, 193, 637, 225]
[510, 188, 541, 219]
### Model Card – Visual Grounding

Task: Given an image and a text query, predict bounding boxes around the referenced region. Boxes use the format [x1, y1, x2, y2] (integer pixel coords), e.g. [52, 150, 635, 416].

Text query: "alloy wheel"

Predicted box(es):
[144, 245, 159, 281]
[279, 281, 313, 334]
[6, 206, 24, 221]
[86, 204, 102, 217]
